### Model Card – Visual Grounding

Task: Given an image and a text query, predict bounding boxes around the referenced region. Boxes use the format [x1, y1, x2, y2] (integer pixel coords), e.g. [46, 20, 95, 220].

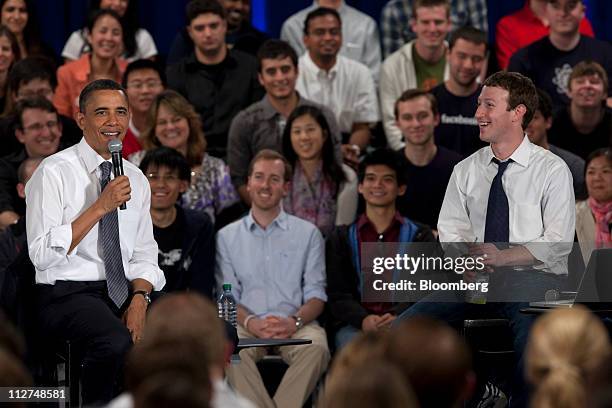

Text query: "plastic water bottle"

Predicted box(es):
[217, 283, 237, 327]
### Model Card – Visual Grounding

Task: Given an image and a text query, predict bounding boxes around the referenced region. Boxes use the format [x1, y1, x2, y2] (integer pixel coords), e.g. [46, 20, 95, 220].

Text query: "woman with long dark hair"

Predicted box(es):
[62, 0, 157, 62]
[0, 0, 53, 60]
[53, 9, 128, 118]
[0, 25, 18, 112]
[282, 105, 357, 235]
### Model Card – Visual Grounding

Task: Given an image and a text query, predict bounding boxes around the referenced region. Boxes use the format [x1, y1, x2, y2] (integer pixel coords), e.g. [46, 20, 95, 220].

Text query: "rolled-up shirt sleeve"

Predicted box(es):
[522, 160, 575, 272]
[26, 164, 75, 270]
[303, 227, 327, 303]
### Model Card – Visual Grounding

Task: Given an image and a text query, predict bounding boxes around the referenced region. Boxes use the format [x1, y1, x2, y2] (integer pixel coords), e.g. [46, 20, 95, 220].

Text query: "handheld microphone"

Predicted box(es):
[107, 139, 126, 210]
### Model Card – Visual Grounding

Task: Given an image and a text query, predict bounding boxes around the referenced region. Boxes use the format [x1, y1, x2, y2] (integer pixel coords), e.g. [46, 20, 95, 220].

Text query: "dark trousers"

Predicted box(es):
[396, 270, 565, 408]
[37, 281, 132, 406]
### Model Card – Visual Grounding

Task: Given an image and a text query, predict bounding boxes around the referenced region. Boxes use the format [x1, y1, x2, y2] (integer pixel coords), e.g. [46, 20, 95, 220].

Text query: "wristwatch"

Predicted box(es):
[133, 290, 151, 305]
[291, 315, 304, 330]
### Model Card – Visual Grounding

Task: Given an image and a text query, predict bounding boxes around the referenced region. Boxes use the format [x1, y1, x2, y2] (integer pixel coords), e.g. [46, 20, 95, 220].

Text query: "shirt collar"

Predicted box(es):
[302, 52, 338, 79]
[484, 135, 532, 168]
[312, 0, 346, 13]
[244, 208, 289, 231]
[76, 136, 111, 175]
[260, 95, 282, 120]
[356, 211, 404, 231]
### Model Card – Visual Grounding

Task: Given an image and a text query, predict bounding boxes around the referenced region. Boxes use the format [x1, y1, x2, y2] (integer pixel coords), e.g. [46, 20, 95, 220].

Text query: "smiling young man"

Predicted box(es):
[0, 97, 62, 229]
[393, 89, 462, 232]
[430, 26, 488, 156]
[25, 79, 165, 405]
[326, 149, 435, 349]
[508, 0, 612, 111]
[398, 71, 575, 406]
[380, 0, 452, 150]
[140, 147, 215, 297]
[217, 149, 329, 408]
[122, 59, 166, 158]
[296, 7, 379, 163]
[549, 61, 612, 160]
[228, 39, 341, 204]
[166, 0, 263, 158]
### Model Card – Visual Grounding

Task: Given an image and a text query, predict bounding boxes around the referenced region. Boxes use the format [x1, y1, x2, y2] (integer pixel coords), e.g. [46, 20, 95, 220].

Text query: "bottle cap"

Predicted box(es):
[222, 283, 232, 291]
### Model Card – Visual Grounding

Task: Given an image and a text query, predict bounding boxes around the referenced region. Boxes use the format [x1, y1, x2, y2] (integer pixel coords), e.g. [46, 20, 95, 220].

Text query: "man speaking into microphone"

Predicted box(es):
[26, 79, 165, 405]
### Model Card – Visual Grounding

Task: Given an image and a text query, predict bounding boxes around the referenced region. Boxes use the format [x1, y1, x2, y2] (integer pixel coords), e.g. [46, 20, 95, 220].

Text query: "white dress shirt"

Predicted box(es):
[280, 1, 381, 83]
[296, 53, 379, 134]
[26, 137, 165, 290]
[438, 136, 575, 274]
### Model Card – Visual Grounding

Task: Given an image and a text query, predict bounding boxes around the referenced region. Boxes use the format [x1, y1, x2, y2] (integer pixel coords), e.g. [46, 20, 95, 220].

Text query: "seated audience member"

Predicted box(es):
[496, 0, 594, 70]
[380, 0, 487, 58]
[549, 61, 612, 160]
[508, 0, 612, 112]
[26, 80, 166, 406]
[167, 0, 267, 64]
[431, 26, 487, 157]
[228, 39, 341, 204]
[62, 0, 157, 62]
[166, 0, 263, 158]
[319, 361, 418, 408]
[380, 0, 451, 150]
[281, 0, 381, 82]
[130, 90, 239, 225]
[527, 88, 586, 197]
[385, 317, 476, 408]
[1, 56, 81, 156]
[217, 149, 330, 408]
[576, 148, 612, 264]
[326, 149, 436, 349]
[140, 147, 215, 297]
[0, 98, 61, 229]
[122, 59, 166, 158]
[107, 293, 254, 408]
[526, 306, 611, 408]
[0, 157, 39, 321]
[282, 105, 357, 235]
[296, 7, 378, 162]
[0, 26, 18, 113]
[53, 9, 128, 119]
[398, 72, 575, 406]
[394, 89, 462, 231]
[0, 0, 55, 61]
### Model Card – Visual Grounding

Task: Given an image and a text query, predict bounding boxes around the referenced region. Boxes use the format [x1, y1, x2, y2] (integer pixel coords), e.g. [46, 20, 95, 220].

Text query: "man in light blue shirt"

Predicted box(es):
[216, 149, 329, 408]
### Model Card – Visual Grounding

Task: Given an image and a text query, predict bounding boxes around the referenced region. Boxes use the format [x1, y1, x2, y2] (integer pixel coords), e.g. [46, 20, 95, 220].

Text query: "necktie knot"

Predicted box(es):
[492, 158, 512, 176]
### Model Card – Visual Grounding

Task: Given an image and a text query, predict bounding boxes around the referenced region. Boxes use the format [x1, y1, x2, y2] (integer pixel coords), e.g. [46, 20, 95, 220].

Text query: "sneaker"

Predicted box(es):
[476, 382, 508, 408]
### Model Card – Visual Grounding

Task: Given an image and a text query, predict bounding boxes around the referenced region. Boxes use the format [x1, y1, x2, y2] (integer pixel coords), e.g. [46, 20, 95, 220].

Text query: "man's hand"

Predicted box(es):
[376, 313, 396, 329]
[341, 144, 360, 169]
[469, 243, 506, 268]
[123, 294, 147, 343]
[246, 317, 275, 339]
[265, 316, 297, 339]
[97, 175, 131, 214]
[362, 314, 383, 332]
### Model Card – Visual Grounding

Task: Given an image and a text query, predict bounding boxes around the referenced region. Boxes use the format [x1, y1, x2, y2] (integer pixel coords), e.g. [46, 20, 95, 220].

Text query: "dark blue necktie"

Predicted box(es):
[484, 158, 512, 244]
[99, 161, 129, 308]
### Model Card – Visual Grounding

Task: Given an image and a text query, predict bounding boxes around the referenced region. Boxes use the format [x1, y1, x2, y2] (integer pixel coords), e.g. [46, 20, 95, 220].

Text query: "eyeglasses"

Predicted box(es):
[127, 80, 163, 90]
[146, 173, 181, 183]
[23, 121, 59, 132]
